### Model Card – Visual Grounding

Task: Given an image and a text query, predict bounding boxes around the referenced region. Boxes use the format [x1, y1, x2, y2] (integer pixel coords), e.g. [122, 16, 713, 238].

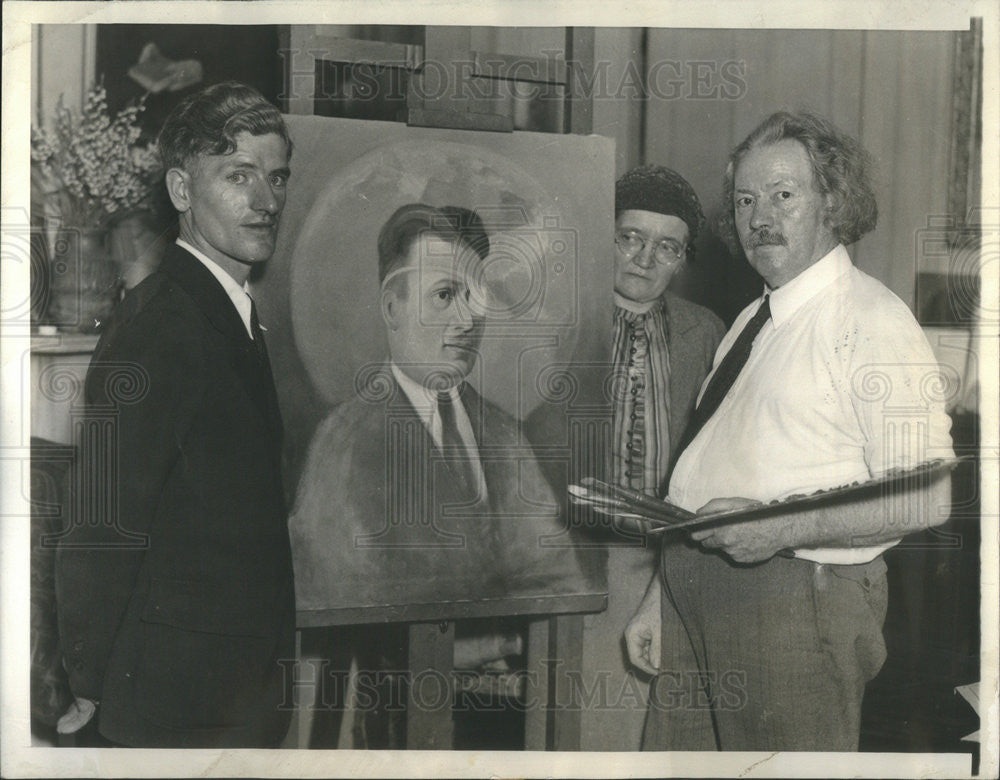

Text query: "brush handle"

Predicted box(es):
[580, 477, 696, 523]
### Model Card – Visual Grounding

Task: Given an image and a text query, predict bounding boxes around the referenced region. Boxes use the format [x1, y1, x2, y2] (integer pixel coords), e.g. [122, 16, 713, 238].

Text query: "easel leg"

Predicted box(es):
[549, 613, 584, 750]
[524, 618, 549, 750]
[406, 621, 455, 749]
[283, 629, 310, 749]
[523, 614, 585, 750]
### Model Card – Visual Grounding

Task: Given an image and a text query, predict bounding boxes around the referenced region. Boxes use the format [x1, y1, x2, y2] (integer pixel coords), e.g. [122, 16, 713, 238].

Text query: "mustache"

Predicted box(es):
[746, 228, 787, 248]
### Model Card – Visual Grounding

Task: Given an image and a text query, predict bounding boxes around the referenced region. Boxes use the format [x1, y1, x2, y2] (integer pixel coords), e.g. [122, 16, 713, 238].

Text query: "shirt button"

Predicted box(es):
[630, 413, 637, 420]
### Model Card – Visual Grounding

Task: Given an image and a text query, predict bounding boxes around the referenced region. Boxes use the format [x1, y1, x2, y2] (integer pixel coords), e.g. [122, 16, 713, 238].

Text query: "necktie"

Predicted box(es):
[248, 296, 283, 451]
[249, 298, 269, 365]
[437, 391, 478, 498]
[679, 295, 772, 452]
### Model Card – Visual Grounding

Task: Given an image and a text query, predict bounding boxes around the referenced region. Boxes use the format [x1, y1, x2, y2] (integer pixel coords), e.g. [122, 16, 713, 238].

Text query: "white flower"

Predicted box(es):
[31, 82, 161, 227]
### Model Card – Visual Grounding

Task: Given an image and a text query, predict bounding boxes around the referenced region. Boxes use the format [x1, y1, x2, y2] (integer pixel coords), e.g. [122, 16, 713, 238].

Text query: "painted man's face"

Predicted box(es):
[384, 235, 486, 389]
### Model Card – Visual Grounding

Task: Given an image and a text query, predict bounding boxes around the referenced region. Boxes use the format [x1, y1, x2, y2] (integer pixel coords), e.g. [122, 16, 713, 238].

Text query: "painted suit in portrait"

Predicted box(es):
[290, 371, 594, 612]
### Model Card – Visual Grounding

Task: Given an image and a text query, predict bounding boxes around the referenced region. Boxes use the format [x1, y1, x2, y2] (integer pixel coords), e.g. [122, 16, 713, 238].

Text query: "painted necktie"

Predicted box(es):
[437, 391, 477, 497]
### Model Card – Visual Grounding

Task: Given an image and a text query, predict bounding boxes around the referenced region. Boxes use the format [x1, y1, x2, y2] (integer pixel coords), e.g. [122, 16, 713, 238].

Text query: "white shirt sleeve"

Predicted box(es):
[845, 299, 956, 477]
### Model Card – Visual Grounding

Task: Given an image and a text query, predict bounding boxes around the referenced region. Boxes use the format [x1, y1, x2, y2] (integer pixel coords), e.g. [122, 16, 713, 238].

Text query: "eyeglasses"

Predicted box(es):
[615, 229, 686, 265]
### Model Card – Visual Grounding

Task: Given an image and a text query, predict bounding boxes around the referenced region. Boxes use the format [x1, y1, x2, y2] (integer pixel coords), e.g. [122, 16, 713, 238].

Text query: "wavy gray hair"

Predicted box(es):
[720, 111, 878, 252]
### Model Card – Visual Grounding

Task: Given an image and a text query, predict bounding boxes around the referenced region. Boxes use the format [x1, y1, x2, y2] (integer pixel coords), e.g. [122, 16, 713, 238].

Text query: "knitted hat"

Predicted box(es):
[615, 165, 705, 244]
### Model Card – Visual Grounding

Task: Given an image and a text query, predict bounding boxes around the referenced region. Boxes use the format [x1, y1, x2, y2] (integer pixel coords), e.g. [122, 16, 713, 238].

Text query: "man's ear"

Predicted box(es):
[822, 191, 837, 219]
[381, 288, 399, 331]
[164, 168, 191, 213]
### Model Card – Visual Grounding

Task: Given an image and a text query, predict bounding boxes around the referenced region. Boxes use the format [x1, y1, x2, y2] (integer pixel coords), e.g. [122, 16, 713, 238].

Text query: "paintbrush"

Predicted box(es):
[578, 477, 696, 523]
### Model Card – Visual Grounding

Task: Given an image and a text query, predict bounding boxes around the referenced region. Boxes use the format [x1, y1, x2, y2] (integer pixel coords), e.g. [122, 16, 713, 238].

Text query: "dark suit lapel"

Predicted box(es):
[252, 323, 284, 447]
[457, 383, 484, 447]
[382, 382, 430, 535]
[453, 386, 519, 588]
[254, 332, 285, 444]
[160, 245, 281, 445]
[383, 377, 469, 535]
[160, 244, 252, 349]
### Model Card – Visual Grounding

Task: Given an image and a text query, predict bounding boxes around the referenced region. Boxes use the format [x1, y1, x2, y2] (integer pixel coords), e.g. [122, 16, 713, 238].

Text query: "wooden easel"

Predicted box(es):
[294, 591, 605, 750]
[280, 26, 603, 750]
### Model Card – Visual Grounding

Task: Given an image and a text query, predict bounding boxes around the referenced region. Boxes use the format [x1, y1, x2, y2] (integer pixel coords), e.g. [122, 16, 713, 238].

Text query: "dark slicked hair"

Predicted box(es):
[157, 81, 292, 172]
[720, 110, 878, 250]
[377, 204, 490, 290]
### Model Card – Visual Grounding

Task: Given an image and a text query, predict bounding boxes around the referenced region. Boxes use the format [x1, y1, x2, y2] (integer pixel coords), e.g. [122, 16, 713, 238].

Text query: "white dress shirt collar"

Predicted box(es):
[176, 239, 254, 339]
[766, 244, 852, 328]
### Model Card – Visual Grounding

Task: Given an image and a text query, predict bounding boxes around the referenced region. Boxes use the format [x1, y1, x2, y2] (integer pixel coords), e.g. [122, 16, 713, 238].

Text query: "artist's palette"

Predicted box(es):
[569, 456, 971, 534]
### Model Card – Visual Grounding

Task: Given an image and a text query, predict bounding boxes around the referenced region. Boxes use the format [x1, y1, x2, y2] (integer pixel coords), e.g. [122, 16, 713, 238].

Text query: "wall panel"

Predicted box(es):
[643, 27, 956, 312]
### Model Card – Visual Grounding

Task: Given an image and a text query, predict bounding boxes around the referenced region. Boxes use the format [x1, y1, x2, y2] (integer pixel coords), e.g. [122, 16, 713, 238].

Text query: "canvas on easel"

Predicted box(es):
[251, 114, 614, 624]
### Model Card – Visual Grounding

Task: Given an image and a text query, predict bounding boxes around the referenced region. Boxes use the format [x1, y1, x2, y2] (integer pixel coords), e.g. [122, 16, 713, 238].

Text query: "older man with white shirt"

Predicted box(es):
[626, 111, 954, 751]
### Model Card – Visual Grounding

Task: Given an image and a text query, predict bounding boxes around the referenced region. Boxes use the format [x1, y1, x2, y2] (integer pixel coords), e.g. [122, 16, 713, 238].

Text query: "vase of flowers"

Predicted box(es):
[31, 83, 161, 332]
[45, 227, 121, 332]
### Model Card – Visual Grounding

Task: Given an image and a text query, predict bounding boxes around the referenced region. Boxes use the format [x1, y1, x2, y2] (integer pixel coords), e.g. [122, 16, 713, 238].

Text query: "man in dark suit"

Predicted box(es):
[55, 81, 295, 748]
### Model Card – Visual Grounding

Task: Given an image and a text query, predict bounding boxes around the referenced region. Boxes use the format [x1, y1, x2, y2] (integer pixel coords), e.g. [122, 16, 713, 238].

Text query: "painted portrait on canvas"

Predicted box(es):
[251, 115, 614, 621]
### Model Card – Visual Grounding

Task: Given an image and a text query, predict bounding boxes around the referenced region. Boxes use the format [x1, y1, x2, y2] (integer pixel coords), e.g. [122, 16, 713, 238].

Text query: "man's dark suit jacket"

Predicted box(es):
[55, 244, 295, 748]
